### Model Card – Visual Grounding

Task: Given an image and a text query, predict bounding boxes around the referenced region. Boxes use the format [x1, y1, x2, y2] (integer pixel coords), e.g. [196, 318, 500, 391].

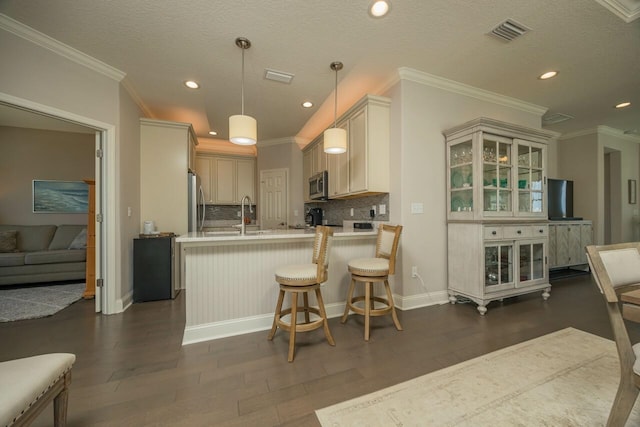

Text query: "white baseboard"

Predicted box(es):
[182, 295, 447, 345]
[115, 290, 133, 313]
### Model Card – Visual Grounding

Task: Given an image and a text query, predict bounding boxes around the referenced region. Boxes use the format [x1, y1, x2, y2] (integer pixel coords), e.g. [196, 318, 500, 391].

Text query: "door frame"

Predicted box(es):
[0, 92, 117, 314]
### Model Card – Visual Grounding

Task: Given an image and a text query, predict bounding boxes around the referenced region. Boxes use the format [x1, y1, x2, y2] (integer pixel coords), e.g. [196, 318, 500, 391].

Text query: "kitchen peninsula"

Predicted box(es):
[176, 227, 378, 345]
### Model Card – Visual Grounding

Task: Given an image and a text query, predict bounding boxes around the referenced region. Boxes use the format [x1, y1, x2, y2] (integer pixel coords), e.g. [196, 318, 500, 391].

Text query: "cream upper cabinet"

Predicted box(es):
[302, 136, 327, 202]
[327, 121, 349, 198]
[444, 118, 554, 221]
[140, 118, 197, 235]
[188, 131, 197, 173]
[196, 154, 255, 205]
[196, 156, 213, 203]
[236, 158, 255, 202]
[327, 94, 390, 199]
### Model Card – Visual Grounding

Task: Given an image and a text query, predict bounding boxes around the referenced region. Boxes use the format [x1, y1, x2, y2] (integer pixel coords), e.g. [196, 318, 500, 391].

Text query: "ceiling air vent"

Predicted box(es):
[264, 69, 294, 84]
[489, 19, 530, 42]
[542, 112, 574, 125]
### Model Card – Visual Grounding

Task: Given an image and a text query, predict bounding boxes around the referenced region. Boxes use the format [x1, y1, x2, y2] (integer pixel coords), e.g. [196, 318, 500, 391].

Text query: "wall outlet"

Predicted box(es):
[350, 208, 354, 216]
[411, 202, 424, 214]
[127, 206, 132, 217]
[411, 266, 418, 278]
[294, 209, 298, 217]
[379, 204, 386, 215]
[237, 211, 241, 217]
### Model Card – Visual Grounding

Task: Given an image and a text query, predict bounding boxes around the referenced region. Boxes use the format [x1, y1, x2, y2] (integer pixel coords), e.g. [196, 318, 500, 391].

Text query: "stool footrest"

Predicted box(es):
[276, 306, 325, 333]
[345, 295, 393, 317]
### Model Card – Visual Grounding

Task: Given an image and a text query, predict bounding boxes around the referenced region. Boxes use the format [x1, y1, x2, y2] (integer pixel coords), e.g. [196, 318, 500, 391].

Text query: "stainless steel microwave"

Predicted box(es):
[309, 171, 328, 200]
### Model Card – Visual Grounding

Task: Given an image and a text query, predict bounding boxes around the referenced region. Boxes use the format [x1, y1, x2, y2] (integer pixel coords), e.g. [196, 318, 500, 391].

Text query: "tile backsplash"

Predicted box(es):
[202, 204, 256, 222]
[305, 193, 390, 224]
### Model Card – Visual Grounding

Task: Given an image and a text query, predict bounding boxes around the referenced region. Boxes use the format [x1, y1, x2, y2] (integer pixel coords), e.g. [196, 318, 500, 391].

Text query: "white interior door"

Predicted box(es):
[260, 168, 288, 229]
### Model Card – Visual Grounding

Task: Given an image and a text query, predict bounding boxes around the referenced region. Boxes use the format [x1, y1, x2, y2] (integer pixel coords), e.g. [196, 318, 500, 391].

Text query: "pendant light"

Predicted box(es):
[324, 61, 347, 154]
[229, 37, 257, 145]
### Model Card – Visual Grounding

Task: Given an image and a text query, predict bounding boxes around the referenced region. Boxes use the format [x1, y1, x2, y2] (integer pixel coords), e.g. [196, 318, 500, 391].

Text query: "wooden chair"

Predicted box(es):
[268, 226, 335, 362]
[341, 224, 403, 341]
[586, 242, 640, 427]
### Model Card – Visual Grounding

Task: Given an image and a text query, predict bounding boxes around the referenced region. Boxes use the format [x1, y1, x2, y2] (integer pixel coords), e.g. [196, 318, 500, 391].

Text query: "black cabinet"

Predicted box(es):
[133, 236, 177, 302]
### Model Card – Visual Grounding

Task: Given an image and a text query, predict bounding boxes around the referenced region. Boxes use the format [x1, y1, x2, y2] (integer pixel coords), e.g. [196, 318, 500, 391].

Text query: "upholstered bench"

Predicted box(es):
[0, 353, 75, 427]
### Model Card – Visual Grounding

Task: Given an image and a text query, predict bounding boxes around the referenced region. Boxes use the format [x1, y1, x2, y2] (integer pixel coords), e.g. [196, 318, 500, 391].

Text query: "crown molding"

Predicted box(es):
[257, 137, 299, 148]
[398, 67, 548, 116]
[594, 0, 640, 23]
[0, 13, 125, 82]
[559, 125, 640, 142]
[121, 77, 153, 118]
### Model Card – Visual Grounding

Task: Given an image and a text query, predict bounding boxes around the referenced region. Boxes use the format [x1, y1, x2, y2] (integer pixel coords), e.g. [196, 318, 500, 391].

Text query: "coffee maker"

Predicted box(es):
[305, 208, 323, 226]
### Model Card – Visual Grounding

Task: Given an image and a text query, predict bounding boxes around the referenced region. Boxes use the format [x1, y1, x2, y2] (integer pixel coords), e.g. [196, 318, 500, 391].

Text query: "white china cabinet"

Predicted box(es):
[444, 118, 557, 314]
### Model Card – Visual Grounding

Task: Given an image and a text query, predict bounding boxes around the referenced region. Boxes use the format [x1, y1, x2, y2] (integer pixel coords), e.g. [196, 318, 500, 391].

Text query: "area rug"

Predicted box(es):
[316, 328, 640, 426]
[0, 282, 85, 322]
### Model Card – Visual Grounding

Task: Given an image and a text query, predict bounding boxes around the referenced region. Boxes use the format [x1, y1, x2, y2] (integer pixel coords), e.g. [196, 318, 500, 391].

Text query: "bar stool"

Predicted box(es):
[268, 226, 335, 362]
[341, 224, 403, 341]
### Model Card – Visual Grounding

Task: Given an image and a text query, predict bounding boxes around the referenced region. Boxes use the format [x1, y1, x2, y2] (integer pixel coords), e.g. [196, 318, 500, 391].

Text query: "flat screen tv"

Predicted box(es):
[548, 178, 580, 220]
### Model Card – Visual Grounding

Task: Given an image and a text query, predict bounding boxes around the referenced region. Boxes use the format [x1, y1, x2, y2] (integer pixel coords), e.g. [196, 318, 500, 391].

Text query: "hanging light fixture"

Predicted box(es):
[324, 61, 347, 154]
[229, 37, 257, 145]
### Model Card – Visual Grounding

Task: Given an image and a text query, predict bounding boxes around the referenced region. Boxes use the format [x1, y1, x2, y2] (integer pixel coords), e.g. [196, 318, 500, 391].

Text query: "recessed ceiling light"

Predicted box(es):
[369, 0, 391, 18]
[538, 71, 558, 80]
[302, 101, 313, 108]
[208, 130, 217, 136]
[615, 101, 631, 109]
[184, 80, 200, 89]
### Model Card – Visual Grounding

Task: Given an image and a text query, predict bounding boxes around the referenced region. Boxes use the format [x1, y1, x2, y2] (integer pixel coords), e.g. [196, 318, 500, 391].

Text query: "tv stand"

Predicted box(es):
[548, 220, 592, 270]
[549, 217, 583, 221]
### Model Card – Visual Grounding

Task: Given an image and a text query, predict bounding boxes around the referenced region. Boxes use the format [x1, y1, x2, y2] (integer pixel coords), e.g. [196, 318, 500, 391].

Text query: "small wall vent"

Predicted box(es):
[542, 112, 574, 125]
[489, 19, 530, 42]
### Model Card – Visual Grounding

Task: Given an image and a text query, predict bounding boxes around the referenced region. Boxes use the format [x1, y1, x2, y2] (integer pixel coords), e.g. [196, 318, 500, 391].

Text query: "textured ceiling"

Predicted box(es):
[0, 0, 638, 142]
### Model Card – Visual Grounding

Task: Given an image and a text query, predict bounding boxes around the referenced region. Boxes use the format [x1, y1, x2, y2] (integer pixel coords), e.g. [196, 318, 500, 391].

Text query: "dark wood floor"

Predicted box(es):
[1, 274, 637, 426]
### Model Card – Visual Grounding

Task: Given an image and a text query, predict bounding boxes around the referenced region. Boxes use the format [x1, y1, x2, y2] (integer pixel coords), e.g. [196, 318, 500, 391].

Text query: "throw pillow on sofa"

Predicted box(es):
[0, 230, 18, 253]
[68, 228, 87, 250]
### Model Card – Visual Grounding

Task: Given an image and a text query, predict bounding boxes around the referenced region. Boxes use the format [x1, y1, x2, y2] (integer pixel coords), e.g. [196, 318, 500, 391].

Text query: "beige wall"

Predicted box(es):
[557, 128, 640, 245]
[0, 26, 141, 312]
[390, 76, 544, 298]
[0, 126, 94, 225]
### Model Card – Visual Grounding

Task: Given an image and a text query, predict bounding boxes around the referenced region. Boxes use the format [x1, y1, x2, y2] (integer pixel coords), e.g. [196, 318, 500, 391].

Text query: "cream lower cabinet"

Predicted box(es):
[548, 220, 593, 269]
[448, 223, 550, 315]
[196, 154, 255, 204]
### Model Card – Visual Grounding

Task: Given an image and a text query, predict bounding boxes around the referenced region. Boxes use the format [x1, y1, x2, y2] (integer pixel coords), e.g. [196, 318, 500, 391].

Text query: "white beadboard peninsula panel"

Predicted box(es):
[182, 234, 376, 344]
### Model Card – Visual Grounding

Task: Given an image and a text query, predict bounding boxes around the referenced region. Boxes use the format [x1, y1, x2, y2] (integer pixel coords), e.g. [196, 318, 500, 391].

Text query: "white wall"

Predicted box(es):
[390, 72, 544, 299]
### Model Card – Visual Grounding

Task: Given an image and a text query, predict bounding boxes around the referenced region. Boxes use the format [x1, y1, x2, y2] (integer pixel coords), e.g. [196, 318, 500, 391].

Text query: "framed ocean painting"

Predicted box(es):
[32, 180, 89, 213]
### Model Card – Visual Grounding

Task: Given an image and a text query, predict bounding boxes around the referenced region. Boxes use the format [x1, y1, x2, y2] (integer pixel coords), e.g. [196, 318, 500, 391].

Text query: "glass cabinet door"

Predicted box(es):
[516, 141, 545, 216]
[482, 135, 512, 215]
[518, 241, 545, 285]
[449, 138, 473, 214]
[484, 243, 514, 291]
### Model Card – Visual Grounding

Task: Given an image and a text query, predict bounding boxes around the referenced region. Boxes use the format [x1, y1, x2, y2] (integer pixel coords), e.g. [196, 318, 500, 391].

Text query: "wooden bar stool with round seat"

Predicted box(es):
[341, 224, 403, 341]
[268, 226, 335, 362]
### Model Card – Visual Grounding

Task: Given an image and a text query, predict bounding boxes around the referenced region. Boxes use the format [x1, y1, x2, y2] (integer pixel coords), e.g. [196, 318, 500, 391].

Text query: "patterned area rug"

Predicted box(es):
[316, 328, 640, 426]
[0, 282, 85, 322]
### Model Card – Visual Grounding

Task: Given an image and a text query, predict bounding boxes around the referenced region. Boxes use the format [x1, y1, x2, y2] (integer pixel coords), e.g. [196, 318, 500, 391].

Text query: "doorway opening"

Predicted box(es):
[0, 93, 116, 314]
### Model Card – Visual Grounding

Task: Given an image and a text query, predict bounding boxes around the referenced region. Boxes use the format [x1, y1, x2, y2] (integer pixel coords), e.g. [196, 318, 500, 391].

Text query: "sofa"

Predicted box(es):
[0, 225, 87, 286]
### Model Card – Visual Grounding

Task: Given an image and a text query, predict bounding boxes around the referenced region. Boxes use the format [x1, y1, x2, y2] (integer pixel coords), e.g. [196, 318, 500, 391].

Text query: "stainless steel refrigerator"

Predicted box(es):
[188, 172, 205, 232]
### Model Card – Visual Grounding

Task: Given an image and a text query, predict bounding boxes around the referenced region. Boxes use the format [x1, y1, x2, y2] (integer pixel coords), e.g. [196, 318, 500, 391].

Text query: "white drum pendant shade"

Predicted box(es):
[229, 114, 257, 145]
[324, 127, 347, 154]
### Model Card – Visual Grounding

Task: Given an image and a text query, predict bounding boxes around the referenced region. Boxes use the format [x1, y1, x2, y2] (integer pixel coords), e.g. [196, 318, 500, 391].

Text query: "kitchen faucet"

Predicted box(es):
[240, 195, 253, 235]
